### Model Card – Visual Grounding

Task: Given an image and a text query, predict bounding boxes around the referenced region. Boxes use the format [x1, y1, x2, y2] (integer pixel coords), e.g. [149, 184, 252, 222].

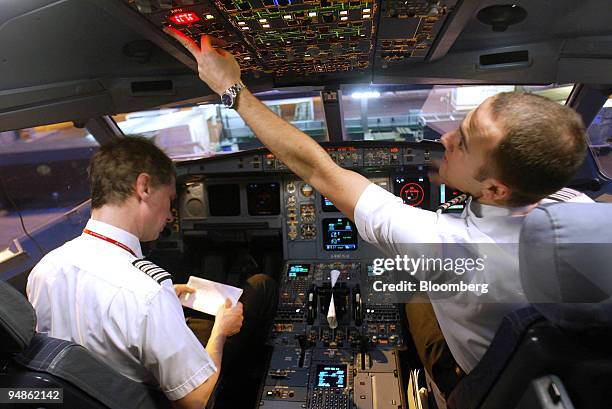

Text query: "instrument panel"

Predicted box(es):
[173, 141, 463, 260]
[162, 142, 463, 408]
[123, 0, 459, 78]
[262, 260, 405, 408]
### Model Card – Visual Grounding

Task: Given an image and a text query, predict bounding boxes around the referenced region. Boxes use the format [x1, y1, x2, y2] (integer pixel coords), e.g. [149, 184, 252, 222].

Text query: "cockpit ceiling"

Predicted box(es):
[1, 0, 611, 131]
[125, 0, 457, 76]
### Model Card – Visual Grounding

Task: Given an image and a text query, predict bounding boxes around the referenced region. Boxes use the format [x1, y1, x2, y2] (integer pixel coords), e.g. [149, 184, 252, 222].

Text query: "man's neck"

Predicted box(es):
[91, 204, 142, 239]
[473, 196, 538, 215]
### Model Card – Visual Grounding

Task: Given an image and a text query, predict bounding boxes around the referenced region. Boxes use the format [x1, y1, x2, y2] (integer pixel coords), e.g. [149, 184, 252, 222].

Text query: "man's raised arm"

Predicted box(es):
[164, 29, 371, 220]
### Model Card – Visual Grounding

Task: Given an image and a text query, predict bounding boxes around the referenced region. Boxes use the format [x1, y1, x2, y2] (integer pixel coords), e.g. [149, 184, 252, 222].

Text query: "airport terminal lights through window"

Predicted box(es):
[586, 95, 612, 179]
[0, 123, 98, 250]
[341, 84, 574, 142]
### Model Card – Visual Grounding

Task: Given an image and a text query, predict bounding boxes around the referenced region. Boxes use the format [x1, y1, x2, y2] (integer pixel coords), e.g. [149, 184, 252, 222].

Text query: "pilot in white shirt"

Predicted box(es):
[26, 136, 244, 408]
[27, 218, 216, 401]
[355, 184, 593, 374]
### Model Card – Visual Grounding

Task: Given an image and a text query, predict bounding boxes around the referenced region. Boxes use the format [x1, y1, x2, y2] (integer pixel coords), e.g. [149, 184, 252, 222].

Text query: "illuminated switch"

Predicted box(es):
[169, 11, 201, 25]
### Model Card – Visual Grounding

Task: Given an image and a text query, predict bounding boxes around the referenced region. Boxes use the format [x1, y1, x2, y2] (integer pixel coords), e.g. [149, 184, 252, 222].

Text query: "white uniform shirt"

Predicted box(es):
[27, 219, 216, 401]
[355, 183, 592, 373]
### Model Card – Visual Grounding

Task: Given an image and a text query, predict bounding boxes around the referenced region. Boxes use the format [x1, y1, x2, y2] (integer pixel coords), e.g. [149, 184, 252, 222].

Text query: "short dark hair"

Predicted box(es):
[478, 92, 587, 206]
[88, 136, 175, 209]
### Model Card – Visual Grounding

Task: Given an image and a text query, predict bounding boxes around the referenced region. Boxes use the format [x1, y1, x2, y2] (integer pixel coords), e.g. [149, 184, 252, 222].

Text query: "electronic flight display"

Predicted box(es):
[208, 184, 241, 216]
[321, 195, 339, 212]
[323, 218, 357, 251]
[287, 263, 311, 278]
[393, 175, 430, 208]
[247, 182, 281, 216]
[316, 365, 347, 388]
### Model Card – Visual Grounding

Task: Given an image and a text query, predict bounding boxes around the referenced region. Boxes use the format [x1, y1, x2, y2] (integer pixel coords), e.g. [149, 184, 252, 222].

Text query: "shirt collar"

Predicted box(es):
[83, 219, 143, 258]
[467, 196, 536, 219]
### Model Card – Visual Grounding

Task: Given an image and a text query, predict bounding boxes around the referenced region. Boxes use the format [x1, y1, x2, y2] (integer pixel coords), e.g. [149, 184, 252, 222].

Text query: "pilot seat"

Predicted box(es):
[446, 202, 612, 409]
[0, 279, 170, 409]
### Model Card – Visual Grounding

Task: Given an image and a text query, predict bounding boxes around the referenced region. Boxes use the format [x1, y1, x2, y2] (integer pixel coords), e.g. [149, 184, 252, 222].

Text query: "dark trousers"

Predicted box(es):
[186, 273, 278, 373]
[405, 294, 465, 398]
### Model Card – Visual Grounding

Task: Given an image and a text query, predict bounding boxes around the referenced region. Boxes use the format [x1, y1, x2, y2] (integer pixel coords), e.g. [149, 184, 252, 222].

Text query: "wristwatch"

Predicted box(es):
[221, 82, 246, 109]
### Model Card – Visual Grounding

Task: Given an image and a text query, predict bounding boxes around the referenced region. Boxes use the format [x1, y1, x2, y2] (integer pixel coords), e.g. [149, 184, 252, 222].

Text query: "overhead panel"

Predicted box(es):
[123, 0, 458, 77]
[376, 0, 458, 67]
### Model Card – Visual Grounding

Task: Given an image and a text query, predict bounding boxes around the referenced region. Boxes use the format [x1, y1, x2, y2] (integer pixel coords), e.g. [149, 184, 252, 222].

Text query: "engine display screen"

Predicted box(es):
[393, 176, 430, 209]
[288, 263, 311, 278]
[247, 182, 280, 216]
[323, 218, 357, 251]
[208, 184, 240, 216]
[439, 184, 465, 212]
[316, 365, 347, 388]
[321, 195, 339, 212]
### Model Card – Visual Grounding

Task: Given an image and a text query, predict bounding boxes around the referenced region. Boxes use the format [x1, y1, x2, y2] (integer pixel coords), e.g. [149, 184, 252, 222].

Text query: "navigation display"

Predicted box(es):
[208, 184, 240, 216]
[393, 175, 430, 209]
[323, 218, 357, 251]
[247, 182, 280, 216]
[288, 264, 311, 278]
[316, 365, 347, 388]
[321, 195, 339, 212]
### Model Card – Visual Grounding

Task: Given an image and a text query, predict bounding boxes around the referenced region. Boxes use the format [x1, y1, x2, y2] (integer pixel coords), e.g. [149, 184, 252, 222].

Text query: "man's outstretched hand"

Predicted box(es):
[163, 27, 241, 96]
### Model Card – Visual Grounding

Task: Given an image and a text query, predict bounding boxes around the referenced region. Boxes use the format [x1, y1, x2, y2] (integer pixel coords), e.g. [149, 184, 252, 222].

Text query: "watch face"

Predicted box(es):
[222, 93, 233, 107]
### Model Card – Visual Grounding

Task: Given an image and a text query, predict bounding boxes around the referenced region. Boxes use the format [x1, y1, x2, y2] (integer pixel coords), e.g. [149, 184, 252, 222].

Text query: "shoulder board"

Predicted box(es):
[546, 187, 582, 202]
[132, 259, 172, 285]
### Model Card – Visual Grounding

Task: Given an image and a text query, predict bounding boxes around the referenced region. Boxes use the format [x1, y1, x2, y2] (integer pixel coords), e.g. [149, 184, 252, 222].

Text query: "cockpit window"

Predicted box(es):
[0, 123, 98, 250]
[586, 95, 612, 179]
[112, 93, 328, 159]
[341, 84, 574, 142]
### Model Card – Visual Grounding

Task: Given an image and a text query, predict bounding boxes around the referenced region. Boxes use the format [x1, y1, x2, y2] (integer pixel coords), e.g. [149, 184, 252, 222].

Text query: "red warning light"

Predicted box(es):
[169, 11, 200, 25]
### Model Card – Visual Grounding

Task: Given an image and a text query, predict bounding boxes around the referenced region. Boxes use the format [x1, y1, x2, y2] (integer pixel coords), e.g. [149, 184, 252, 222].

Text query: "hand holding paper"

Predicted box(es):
[179, 276, 243, 316]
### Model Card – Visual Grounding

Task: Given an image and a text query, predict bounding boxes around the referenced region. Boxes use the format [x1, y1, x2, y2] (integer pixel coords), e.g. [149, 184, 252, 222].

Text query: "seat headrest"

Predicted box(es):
[519, 202, 612, 330]
[0, 280, 36, 353]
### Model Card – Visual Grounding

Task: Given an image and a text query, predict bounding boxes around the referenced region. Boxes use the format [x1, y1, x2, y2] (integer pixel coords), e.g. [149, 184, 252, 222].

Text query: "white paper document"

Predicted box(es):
[179, 276, 243, 316]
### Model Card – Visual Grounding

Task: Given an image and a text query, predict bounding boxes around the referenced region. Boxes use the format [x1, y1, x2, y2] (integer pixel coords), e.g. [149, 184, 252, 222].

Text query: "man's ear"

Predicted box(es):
[479, 178, 511, 204]
[134, 173, 152, 201]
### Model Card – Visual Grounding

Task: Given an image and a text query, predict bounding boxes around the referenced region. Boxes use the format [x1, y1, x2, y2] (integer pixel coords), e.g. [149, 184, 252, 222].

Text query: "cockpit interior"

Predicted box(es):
[1, 1, 612, 409]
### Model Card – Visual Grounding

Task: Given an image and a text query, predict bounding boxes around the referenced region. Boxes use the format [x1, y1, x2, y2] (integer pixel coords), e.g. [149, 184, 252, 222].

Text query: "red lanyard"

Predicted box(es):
[83, 228, 137, 257]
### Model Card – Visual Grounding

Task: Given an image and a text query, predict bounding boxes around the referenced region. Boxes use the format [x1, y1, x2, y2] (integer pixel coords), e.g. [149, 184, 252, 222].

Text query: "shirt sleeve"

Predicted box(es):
[140, 287, 217, 401]
[354, 183, 445, 247]
[27, 254, 57, 335]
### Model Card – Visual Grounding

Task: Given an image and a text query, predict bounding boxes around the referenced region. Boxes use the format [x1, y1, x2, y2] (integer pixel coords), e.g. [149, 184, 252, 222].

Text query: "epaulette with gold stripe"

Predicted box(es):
[132, 259, 172, 284]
